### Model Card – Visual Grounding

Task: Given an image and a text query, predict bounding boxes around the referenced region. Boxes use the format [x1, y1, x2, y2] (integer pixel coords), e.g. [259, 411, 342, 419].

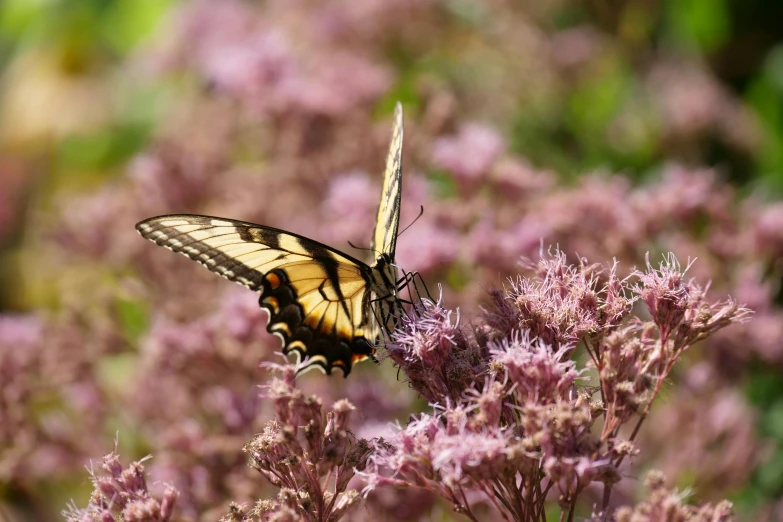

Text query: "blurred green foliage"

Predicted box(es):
[0, 0, 172, 181]
[744, 367, 783, 505]
[0, 0, 171, 54]
[748, 47, 783, 191]
[3, 0, 783, 188]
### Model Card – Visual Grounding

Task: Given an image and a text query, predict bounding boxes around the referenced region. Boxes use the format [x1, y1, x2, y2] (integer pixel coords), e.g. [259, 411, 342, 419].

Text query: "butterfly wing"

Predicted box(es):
[136, 214, 379, 375]
[370, 102, 403, 259]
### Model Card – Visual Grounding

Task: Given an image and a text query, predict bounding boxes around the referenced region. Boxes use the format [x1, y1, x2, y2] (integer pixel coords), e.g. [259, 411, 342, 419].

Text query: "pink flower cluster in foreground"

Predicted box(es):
[358, 251, 749, 521]
[222, 363, 373, 522]
[589, 470, 735, 522]
[64, 451, 178, 522]
[66, 251, 748, 521]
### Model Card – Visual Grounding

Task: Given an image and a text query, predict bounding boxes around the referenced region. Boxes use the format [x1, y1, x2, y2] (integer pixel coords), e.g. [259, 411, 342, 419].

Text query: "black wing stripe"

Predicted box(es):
[312, 301, 330, 332]
[237, 226, 281, 250]
[299, 240, 352, 317]
[151, 233, 267, 289]
[296, 284, 364, 299]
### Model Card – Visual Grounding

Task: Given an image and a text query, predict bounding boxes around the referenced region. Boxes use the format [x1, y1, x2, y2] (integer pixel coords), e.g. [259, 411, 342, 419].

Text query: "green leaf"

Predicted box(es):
[764, 401, 783, 438]
[664, 0, 731, 52]
[756, 448, 783, 493]
[0, 0, 50, 41]
[116, 298, 148, 342]
[746, 372, 783, 408]
[102, 0, 174, 53]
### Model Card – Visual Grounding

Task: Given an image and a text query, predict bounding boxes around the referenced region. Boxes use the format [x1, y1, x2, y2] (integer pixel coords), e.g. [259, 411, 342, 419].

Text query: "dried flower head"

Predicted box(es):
[363, 253, 749, 521]
[483, 249, 635, 351]
[234, 363, 371, 522]
[64, 451, 179, 522]
[593, 470, 736, 522]
[383, 299, 485, 404]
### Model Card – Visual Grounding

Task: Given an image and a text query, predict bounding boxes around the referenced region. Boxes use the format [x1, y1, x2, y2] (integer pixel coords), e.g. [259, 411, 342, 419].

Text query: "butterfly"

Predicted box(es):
[136, 103, 410, 376]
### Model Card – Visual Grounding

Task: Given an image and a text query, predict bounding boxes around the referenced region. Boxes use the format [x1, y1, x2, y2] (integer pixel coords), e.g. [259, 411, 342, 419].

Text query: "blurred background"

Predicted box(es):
[2, 0, 783, 520]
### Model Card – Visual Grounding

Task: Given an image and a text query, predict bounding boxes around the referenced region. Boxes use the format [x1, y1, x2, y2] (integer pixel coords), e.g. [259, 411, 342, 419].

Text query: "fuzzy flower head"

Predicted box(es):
[593, 470, 737, 522]
[383, 299, 484, 404]
[432, 123, 505, 191]
[461, 374, 507, 429]
[64, 451, 179, 522]
[635, 254, 752, 352]
[594, 325, 657, 421]
[525, 402, 603, 475]
[239, 363, 371, 522]
[484, 249, 634, 351]
[489, 330, 581, 405]
[430, 427, 519, 488]
[363, 410, 523, 492]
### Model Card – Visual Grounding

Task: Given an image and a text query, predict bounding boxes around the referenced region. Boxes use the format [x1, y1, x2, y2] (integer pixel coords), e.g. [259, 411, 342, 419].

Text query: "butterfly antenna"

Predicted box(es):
[397, 205, 425, 239]
[348, 240, 386, 260]
[348, 240, 377, 255]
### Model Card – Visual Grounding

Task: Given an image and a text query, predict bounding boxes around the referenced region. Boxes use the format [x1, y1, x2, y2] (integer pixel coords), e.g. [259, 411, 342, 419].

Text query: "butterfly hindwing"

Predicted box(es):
[371, 102, 403, 258]
[136, 215, 378, 375]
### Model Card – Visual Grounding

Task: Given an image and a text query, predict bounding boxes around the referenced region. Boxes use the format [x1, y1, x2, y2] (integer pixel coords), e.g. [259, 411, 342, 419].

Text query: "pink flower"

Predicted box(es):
[490, 331, 581, 404]
[488, 157, 555, 198]
[484, 249, 633, 349]
[0, 314, 42, 346]
[65, 451, 179, 522]
[634, 254, 752, 351]
[365, 252, 747, 520]
[383, 299, 482, 404]
[432, 123, 505, 190]
[241, 364, 371, 521]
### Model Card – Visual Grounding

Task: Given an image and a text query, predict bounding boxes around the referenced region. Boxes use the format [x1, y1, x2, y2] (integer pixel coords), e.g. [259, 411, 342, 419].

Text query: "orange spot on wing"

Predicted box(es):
[266, 273, 281, 289]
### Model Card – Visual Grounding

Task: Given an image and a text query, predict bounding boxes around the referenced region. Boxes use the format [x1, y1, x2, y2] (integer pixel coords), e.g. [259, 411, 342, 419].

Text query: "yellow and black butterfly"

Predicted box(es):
[136, 103, 409, 376]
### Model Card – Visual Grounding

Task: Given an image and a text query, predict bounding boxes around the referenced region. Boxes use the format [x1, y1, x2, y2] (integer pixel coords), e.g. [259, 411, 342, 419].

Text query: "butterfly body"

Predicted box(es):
[136, 104, 406, 376]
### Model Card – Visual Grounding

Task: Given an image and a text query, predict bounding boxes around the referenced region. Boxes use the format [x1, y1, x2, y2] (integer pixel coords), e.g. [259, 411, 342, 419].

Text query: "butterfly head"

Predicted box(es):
[376, 253, 393, 268]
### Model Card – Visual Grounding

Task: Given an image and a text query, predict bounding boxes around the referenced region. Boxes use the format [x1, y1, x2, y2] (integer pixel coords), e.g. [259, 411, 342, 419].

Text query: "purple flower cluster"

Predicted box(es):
[54, 251, 747, 521]
[160, 0, 392, 118]
[432, 123, 505, 194]
[589, 471, 735, 522]
[359, 253, 748, 521]
[488, 252, 632, 349]
[64, 451, 178, 522]
[223, 364, 372, 522]
[129, 290, 277, 518]
[0, 313, 114, 484]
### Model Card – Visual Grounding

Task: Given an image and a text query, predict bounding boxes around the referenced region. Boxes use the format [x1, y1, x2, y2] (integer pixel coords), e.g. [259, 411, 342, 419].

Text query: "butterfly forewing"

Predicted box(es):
[370, 102, 403, 259]
[136, 215, 381, 375]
